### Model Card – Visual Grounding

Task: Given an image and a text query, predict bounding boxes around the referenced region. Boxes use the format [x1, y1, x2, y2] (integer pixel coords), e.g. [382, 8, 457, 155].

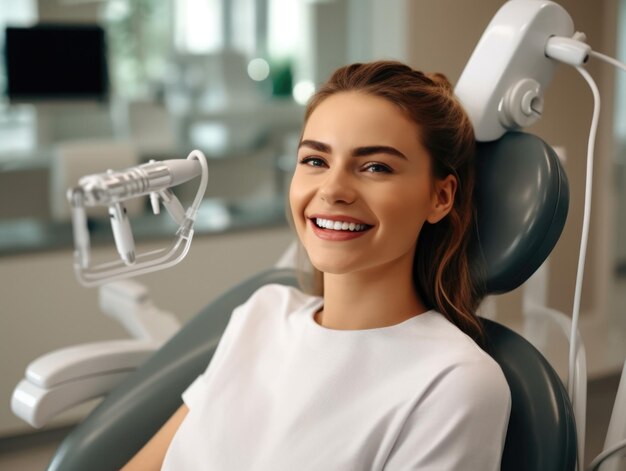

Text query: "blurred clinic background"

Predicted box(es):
[0, 0, 626, 468]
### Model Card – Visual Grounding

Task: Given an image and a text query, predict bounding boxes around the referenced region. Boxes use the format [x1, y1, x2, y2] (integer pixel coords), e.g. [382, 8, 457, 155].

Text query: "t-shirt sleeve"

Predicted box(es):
[179, 283, 292, 409]
[181, 300, 248, 409]
[383, 359, 511, 471]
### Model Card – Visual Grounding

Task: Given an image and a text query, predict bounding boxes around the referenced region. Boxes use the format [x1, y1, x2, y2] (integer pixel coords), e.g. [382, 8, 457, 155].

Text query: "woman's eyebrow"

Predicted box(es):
[298, 140, 407, 160]
[353, 145, 407, 160]
[298, 139, 331, 153]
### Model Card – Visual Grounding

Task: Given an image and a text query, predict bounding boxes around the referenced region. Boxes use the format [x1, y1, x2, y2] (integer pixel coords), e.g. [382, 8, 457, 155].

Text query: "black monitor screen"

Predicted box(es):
[4, 24, 108, 101]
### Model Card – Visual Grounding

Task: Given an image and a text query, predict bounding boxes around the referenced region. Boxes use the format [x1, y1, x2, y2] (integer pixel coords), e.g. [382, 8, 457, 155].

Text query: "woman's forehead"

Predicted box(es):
[302, 92, 428, 159]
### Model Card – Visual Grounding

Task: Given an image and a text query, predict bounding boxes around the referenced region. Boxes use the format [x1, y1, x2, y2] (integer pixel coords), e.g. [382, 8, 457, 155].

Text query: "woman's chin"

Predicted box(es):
[308, 257, 360, 275]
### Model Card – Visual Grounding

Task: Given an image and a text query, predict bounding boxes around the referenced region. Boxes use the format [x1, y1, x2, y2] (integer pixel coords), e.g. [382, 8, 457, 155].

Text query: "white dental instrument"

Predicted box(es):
[67, 150, 209, 287]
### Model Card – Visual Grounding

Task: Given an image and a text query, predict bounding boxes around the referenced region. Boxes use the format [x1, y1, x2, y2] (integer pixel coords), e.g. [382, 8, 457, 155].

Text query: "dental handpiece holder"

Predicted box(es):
[67, 150, 209, 287]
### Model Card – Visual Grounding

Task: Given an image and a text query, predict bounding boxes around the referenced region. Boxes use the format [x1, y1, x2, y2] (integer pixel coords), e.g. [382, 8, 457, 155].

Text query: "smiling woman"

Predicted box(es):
[291, 63, 479, 340]
[290, 91, 448, 330]
[123, 61, 511, 471]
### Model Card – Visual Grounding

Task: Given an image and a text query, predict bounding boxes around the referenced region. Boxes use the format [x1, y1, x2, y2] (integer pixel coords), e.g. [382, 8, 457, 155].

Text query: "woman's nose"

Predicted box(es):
[318, 167, 357, 204]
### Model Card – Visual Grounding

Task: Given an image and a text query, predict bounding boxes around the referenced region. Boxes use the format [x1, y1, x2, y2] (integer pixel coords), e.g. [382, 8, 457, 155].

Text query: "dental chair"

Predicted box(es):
[41, 132, 576, 470]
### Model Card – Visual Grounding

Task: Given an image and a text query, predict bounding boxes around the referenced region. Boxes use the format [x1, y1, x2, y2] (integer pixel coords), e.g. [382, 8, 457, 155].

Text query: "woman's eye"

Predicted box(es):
[364, 163, 392, 173]
[299, 156, 327, 168]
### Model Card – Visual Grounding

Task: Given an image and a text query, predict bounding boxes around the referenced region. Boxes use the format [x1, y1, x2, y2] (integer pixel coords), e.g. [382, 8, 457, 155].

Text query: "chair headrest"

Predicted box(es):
[469, 132, 569, 295]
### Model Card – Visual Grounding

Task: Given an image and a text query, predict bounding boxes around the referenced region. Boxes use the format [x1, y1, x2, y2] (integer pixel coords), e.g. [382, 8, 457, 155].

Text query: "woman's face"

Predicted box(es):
[290, 91, 455, 277]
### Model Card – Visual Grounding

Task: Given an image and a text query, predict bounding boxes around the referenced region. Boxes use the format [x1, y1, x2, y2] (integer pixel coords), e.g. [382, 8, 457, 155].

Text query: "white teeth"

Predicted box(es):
[314, 218, 368, 232]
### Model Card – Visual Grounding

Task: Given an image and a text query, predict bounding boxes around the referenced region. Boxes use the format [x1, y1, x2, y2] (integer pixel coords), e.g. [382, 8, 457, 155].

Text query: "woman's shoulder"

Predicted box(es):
[436, 354, 512, 431]
[421, 311, 511, 399]
[424, 311, 499, 361]
[417, 332, 511, 416]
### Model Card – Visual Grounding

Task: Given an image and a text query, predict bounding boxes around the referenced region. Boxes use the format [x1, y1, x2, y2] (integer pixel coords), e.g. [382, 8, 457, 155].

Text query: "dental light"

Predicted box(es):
[455, 0, 574, 142]
[67, 150, 209, 287]
[455, 1, 626, 469]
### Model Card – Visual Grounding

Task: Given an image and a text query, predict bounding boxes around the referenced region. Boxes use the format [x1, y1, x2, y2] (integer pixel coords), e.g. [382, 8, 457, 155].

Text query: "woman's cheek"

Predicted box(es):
[289, 180, 307, 231]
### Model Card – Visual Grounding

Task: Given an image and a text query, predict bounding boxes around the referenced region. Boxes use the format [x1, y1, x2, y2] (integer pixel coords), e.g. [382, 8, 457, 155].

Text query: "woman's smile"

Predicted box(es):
[308, 215, 373, 241]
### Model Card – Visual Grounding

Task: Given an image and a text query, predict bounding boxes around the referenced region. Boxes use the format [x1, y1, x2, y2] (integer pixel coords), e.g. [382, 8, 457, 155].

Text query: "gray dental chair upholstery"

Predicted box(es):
[47, 132, 576, 471]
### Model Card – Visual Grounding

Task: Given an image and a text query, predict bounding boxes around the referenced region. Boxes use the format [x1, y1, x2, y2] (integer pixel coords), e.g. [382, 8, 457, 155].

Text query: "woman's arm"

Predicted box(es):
[121, 404, 189, 471]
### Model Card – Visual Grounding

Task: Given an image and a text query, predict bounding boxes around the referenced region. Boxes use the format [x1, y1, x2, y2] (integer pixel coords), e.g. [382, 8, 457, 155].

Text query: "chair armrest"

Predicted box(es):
[25, 340, 162, 388]
[12, 340, 161, 428]
[12, 371, 131, 428]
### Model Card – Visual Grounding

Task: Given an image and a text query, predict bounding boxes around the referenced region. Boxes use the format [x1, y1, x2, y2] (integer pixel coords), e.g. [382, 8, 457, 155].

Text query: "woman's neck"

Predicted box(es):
[316, 256, 429, 331]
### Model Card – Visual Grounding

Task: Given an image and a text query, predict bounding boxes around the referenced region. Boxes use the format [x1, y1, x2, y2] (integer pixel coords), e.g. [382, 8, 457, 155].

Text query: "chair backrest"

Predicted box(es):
[471, 132, 576, 470]
[471, 132, 570, 294]
[483, 319, 577, 470]
[47, 132, 577, 471]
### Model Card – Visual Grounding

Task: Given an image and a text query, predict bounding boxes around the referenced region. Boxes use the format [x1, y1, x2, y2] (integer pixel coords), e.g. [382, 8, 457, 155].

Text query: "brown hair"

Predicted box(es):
[299, 60, 486, 344]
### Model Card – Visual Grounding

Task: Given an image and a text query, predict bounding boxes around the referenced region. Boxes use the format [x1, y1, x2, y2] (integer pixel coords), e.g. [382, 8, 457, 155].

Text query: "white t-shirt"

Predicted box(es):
[162, 284, 511, 471]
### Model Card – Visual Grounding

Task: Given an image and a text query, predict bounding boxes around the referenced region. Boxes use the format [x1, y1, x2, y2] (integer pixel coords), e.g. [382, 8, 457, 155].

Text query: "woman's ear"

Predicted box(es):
[426, 174, 457, 224]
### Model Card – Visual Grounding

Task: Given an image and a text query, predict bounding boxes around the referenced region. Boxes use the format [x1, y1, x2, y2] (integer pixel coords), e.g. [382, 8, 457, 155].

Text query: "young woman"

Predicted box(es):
[123, 61, 511, 470]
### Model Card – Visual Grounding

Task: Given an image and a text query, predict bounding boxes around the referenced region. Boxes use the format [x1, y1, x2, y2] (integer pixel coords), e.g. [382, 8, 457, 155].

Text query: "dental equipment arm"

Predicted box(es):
[68, 150, 209, 287]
